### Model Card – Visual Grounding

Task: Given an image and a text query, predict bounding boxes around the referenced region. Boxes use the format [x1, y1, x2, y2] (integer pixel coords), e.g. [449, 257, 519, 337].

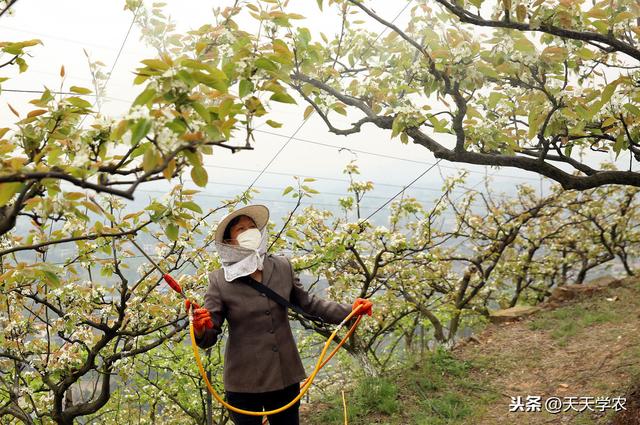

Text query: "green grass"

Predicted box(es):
[312, 347, 498, 425]
[527, 301, 624, 346]
[317, 376, 398, 423]
[404, 348, 499, 424]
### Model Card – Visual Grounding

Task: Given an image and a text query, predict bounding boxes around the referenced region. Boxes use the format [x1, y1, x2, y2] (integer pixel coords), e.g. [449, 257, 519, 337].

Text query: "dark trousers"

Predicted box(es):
[226, 382, 300, 425]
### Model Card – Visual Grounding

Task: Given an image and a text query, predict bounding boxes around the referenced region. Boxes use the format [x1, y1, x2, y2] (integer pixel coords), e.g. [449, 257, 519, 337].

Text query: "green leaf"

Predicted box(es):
[130, 119, 152, 145]
[181, 201, 203, 214]
[589, 77, 629, 116]
[528, 107, 545, 138]
[613, 133, 626, 158]
[488, 92, 505, 109]
[192, 102, 210, 123]
[586, 7, 607, 18]
[298, 28, 312, 47]
[613, 11, 635, 23]
[165, 223, 179, 241]
[564, 145, 573, 157]
[265, 119, 282, 128]
[176, 69, 196, 87]
[184, 150, 201, 167]
[142, 144, 157, 173]
[255, 57, 278, 72]
[43, 271, 60, 286]
[331, 103, 347, 115]
[69, 86, 92, 95]
[302, 185, 319, 194]
[0, 182, 23, 207]
[476, 63, 499, 79]
[180, 58, 207, 70]
[514, 37, 536, 54]
[239, 79, 253, 98]
[282, 186, 294, 196]
[576, 47, 595, 61]
[15, 57, 27, 73]
[2, 39, 41, 55]
[133, 88, 156, 106]
[624, 103, 640, 116]
[166, 118, 188, 134]
[391, 115, 404, 138]
[191, 166, 208, 187]
[600, 78, 625, 105]
[141, 59, 170, 71]
[66, 97, 93, 109]
[592, 20, 609, 34]
[575, 104, 592, 121]
[192, 70, 228, 91]
[428, 116, 448, 133]
[270, 92, 297, 104]
[110, 120, 129, 141]
[272, 39, 293, 62]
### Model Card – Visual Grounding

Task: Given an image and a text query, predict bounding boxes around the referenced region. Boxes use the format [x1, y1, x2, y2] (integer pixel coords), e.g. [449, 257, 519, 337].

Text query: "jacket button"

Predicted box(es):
[272, 346, 278, 352]
[265, 310, 271, 315]
[269, 329, 274, 334]
[260, 293, 266, 297]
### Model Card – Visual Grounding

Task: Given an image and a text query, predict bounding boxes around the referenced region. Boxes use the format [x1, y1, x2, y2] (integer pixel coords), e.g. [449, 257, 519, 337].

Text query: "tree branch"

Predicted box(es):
[434, 0, 640, 61]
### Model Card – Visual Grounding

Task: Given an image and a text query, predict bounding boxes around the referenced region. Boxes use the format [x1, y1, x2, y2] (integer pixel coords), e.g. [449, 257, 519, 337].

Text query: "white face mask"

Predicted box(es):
[236, 227, 262, 250]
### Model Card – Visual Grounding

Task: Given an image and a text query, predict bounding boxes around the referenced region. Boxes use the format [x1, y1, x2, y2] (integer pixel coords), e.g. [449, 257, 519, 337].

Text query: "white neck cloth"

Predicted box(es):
[214, 225, 269, 282]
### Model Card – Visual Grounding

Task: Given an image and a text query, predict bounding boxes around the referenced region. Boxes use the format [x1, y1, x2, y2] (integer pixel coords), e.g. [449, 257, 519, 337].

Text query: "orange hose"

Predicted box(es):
[190, 306, 363, 418]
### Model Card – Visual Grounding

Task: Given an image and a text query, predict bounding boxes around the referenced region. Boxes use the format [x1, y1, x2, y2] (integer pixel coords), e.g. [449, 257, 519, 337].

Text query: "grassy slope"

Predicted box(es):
[302, 277, 640, 425]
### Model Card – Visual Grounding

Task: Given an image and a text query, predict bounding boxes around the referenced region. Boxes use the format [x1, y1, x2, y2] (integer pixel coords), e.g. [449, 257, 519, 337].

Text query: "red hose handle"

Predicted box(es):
[163, 274, 182, 294]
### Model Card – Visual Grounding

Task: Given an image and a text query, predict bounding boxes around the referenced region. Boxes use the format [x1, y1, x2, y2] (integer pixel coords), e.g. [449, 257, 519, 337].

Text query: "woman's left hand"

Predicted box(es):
[352, 298, 373, 316]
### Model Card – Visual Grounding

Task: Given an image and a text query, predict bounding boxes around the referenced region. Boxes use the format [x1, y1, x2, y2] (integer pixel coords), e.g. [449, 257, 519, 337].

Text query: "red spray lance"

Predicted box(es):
[128, 238, 185, 300]
[126, 238, 205, 325]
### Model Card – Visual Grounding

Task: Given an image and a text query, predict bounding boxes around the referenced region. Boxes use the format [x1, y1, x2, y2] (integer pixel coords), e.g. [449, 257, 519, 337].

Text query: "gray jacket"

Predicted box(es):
[195, 253, 352, 393]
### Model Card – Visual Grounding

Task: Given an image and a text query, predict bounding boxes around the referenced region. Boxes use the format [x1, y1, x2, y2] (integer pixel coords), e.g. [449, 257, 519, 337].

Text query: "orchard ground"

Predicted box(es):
[302, 276, 640, 425]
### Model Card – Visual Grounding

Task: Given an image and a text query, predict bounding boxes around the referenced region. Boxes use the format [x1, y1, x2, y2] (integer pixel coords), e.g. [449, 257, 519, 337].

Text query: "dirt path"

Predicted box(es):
[453, 277, 640, 425]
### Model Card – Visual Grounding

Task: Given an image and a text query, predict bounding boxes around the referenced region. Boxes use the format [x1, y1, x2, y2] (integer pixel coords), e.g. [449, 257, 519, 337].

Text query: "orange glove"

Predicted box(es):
[185, 300, 214, 337]
[352, 298, 373, 316]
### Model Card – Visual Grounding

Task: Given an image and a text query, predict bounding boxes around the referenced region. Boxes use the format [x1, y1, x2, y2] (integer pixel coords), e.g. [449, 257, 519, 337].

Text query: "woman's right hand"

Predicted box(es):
[185, 300, 214, 338]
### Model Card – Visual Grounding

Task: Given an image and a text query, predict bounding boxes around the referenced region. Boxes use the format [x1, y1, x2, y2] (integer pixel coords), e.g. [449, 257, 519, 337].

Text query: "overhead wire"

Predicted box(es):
[95, 3, 142, 113]
[198, 163, 525, 192]
[359, 159, 443, 223]
[252, 128, 540, 181]
[225, 0, 417, 211]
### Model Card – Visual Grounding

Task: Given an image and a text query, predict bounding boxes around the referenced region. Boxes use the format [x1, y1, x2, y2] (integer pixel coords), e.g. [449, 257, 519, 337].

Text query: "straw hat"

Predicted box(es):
[214, 204, 270, 244]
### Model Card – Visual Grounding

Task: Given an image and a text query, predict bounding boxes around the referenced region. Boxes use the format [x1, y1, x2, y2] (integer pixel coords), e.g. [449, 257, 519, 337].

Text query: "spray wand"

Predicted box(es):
[128, 238, 186, 300]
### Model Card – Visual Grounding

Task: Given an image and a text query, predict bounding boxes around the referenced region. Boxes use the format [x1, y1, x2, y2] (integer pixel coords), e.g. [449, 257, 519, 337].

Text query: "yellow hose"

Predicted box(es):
[342, 390, 348, 425]
[189, 305, 363, 416]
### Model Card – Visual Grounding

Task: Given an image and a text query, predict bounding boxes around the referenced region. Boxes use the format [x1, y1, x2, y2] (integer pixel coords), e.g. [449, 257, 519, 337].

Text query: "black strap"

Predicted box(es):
[236, 275, 326, 325]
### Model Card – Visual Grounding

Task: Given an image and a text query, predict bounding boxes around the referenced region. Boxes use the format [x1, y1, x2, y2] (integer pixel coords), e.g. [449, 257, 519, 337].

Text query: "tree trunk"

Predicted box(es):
[353, 349, 377, 377]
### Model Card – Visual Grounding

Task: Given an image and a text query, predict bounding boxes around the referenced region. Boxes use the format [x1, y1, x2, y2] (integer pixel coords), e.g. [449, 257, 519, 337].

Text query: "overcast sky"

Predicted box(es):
[3, 0, 625, 227]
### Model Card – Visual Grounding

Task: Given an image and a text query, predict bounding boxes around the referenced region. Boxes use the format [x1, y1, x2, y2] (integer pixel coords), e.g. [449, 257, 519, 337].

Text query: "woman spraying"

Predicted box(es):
[187, 204, 373, 425]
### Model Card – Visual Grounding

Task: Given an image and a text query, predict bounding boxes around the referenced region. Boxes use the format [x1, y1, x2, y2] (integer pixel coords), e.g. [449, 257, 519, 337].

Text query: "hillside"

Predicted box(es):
[302, 276, 640, 425]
